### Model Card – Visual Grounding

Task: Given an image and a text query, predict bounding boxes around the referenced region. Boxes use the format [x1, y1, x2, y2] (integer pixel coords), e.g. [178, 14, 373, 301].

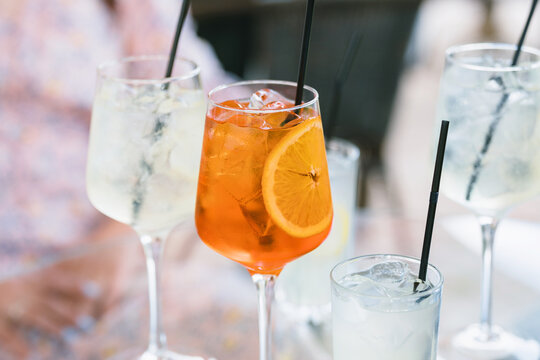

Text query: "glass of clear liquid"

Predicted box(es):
[436, 43, 540, 358]
[86, 56, 206, 359]
[276, 138, 360, 323]
[331, 254, 443, 360]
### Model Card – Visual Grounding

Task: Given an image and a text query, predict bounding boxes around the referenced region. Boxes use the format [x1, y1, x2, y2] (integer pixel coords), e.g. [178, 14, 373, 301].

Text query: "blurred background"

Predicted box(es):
[1, 0, 540, 358]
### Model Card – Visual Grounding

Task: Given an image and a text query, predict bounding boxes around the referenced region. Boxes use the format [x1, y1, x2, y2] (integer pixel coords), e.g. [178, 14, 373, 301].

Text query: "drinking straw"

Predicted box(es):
[465, 0, 538, 200]
[164, 0, 191, 87]
[324, 31, 362, 140]
[416, 120, 449, 290]
[281, 0, 316, 126]
[132, 0, 191, 220]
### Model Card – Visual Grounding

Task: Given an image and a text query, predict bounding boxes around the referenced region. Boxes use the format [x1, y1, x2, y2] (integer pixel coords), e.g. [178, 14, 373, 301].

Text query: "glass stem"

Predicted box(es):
[252, 274, 276, 360]
[477, 215, 499, 340]
[141, 235, 168, 354]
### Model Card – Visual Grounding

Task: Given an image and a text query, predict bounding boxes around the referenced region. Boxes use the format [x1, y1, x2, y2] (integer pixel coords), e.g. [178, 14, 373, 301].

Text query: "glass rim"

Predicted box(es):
[96, 55, 201, 85]
[445, 42, 540, 72]
[330, 254, 444, 300]
[208, 79, 319, 115]
[326, 137, 361, 162]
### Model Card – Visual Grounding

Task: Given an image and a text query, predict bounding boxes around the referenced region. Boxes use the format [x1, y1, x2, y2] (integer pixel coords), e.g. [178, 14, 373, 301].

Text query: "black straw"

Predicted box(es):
[512, 0, 538, 66]
[325, 32, 362, 140]
[294, 0, 315, 105]
[132, 0, 191, 222]
[417, 121, 449, 287]
[281, 0, 315, 126]
[165, 0, 191, 80]
[465, 0, 537, 200]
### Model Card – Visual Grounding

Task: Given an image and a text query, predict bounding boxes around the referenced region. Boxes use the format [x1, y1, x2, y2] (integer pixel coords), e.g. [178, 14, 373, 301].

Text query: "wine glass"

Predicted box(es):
[436, 43, 540, 358]
[86, 55, 207, 359]
[195, 80, 333, 360]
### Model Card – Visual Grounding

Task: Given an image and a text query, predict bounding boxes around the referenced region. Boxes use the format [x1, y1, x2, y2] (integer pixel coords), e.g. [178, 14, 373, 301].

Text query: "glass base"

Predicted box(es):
[452, 324, 540, 359]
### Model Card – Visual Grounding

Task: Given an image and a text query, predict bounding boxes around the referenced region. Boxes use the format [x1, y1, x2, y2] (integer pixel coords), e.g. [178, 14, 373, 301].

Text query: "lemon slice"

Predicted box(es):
[314, 204, 350, 258]
[262, 117, 333, 237]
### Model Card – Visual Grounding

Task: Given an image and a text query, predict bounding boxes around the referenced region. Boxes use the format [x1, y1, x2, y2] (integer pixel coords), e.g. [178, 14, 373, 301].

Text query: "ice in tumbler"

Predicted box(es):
[331, 254, 443, 360]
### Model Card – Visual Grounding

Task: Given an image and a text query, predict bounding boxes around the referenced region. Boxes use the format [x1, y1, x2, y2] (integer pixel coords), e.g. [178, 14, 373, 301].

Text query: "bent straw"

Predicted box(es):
[415, 120, 449, 290]
[465, 0, 538, 200]
[281, 0, 316, 126]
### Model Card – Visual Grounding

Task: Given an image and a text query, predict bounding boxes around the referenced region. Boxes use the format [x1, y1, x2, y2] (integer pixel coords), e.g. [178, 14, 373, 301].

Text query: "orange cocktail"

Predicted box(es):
[195, 82, 332, 275]
[195, 80, 332, 360]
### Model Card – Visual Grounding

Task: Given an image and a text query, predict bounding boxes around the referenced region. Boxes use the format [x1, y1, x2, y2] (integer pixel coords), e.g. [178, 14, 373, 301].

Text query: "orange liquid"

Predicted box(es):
[195, 101, 331, 275]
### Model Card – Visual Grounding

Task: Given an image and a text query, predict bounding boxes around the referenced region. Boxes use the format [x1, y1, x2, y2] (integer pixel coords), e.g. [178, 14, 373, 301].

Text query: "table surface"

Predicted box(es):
[3, 210, 540, 359]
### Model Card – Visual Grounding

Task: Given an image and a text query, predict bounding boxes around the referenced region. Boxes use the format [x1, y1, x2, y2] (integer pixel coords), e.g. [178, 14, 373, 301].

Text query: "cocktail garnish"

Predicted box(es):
[262, 117, 332, 237]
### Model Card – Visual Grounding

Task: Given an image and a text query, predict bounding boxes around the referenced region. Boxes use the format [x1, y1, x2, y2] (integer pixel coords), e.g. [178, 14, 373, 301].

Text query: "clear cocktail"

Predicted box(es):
[437, 44, 540, 217]
[87, 59, 206, 236]
[331, 254, 443, 360]
[436, 43, 540, 357]
[86, 56, 206, 360]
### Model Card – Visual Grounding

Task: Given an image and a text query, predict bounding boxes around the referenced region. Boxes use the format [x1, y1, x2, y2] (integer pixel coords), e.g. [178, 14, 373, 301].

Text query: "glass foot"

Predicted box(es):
[452, 324, 540, 360]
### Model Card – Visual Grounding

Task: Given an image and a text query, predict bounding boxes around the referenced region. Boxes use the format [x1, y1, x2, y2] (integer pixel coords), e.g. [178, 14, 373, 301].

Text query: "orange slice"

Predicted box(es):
[262, 117, 333, 238]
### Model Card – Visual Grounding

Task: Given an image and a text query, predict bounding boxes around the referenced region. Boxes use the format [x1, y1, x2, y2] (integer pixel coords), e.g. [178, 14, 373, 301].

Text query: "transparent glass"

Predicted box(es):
[276, 138, 360, 323]
[331, 254, 443, 360]
[436, 43, 540, 358]
[86, 56, 207, 360]
[195, 80, 332, 360]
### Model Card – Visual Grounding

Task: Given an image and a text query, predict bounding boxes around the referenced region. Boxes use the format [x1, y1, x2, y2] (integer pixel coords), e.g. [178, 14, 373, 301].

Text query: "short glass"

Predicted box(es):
[331, 254, 443, 360]
[276, 138, 359, 322]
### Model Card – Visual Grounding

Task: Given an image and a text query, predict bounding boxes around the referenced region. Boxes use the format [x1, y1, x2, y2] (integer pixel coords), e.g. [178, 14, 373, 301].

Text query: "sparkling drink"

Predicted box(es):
[86, 56, 206, 360]
[437, 44, 540, 217]
[331, 255, 443, 360]
[276, 138, 359, 319]
[435, 43, 540, 358]
[87, 61, 206, 236]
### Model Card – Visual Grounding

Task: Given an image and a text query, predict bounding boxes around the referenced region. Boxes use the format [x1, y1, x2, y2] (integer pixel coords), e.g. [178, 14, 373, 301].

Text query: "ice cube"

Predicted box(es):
[367, 261, 409, 284]
[485, 75, 505, 92]
[475, 163, 509, 199]
[212, 100, 247, 123]
[339, 273, 389, 298]
[134, 85, 167, 112]
[248, 89, 290, 109]
[262, 100, 288, 110]
[479, 54, 498, 68]
[498, 71, 521, 90]
[500, 158, 533, 193]
[157, 98, 182, 114]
